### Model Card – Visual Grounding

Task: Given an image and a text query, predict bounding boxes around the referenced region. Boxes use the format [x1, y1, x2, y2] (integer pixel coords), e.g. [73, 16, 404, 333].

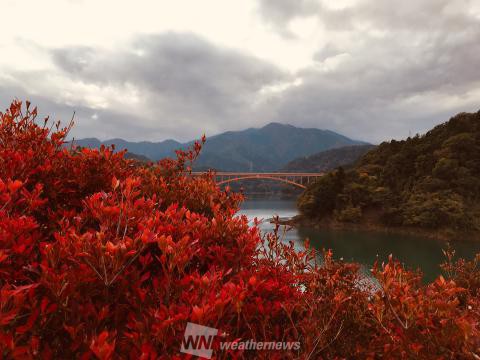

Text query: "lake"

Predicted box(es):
[239, 197, 480, 283]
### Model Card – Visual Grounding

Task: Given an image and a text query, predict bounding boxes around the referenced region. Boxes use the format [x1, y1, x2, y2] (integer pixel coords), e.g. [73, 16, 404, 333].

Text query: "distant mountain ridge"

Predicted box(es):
[73, 138, 181, 161]
[73, 123, 367, 171]
[282, 144, 376, 173]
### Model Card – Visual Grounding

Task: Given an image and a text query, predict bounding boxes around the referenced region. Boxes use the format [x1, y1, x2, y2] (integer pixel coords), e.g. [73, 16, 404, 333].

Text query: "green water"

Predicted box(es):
[239, 197, 480, 283]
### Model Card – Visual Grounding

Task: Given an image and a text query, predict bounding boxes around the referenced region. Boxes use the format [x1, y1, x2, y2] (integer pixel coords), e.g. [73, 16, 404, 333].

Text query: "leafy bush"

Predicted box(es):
[0, 101, 479, 359]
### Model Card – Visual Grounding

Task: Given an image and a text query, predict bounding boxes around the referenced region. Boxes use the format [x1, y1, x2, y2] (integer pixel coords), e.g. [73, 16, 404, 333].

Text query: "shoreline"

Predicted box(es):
[271, 215, 479, 243]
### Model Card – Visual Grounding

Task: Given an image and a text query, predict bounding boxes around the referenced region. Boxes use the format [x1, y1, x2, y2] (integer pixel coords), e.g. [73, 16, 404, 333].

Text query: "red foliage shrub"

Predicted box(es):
[0, 100, 479, 359]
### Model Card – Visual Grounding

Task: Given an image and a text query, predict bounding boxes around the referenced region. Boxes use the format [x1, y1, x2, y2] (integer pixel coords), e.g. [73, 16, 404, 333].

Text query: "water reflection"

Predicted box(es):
[239, 197, 480, 283]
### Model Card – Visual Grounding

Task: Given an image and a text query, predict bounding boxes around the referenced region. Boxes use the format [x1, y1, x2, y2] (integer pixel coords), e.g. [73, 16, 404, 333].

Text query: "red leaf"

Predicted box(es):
[90, 331, 116, 360]
[8, 180, 23, 193]
[16, 308, 39, 334]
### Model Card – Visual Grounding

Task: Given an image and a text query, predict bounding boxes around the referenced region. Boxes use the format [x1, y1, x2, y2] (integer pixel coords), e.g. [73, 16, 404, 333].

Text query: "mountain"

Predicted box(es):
[297, 111, 480, 238]
[72, 138, 181, 161]
[282, 144, 376, 173]
[72, 123, 366, 171]
[191, 123, 367, 171]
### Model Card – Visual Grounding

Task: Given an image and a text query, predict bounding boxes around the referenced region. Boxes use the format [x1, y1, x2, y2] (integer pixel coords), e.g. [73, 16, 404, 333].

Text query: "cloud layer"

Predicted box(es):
[0, 0, 479, 143]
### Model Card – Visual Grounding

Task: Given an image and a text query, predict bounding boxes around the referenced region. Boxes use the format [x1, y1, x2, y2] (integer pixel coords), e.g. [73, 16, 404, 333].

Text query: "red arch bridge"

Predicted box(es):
[191, 172, 324, 189]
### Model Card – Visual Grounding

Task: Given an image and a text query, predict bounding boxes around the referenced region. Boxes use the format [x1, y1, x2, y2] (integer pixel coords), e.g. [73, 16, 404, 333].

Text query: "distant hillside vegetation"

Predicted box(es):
[73, 123, 366, 171]
[282, 144, 375, 173]
[124, 152, 151, 162]
[298, 111, 480, 238]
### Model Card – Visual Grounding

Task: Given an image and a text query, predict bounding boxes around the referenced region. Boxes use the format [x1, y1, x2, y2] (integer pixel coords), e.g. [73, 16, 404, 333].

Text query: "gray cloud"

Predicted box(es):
[257, 0, 479, 31]
[48, 32, 288, 140]
[313, 43, 343, 62]
[0, 83, 155, 142]
[257, 0, 320, 37]
[255, 0, 480, 142]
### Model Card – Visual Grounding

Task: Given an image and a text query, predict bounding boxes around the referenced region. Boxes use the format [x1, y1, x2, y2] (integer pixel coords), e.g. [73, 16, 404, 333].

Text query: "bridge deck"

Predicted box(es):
[191, 172, 323, 176]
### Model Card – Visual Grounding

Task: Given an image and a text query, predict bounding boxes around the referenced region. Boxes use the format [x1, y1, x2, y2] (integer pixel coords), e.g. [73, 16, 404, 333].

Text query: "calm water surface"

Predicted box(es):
[239, 197, 480, 283]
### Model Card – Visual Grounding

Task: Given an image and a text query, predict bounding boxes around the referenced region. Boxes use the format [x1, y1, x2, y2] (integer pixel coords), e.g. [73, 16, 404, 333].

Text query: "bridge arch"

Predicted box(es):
[217, 175, 307, 189]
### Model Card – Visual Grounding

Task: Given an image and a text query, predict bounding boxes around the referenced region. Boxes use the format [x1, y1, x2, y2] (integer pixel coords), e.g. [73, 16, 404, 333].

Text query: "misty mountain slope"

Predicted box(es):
[282, 144, 376, 173]
[73, 123, 367, 171]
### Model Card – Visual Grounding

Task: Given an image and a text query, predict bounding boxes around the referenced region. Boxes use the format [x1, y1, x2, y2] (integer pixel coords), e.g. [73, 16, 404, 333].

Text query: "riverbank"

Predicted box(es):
[277, 214, 480, 242]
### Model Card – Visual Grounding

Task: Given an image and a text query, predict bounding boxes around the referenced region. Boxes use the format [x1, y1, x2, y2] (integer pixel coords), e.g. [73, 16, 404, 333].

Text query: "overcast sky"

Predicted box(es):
[1, 0, 479, 143]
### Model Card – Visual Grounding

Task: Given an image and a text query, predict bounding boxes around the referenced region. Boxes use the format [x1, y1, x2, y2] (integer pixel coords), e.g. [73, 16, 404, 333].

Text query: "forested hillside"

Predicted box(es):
[298, 111, 480, 236]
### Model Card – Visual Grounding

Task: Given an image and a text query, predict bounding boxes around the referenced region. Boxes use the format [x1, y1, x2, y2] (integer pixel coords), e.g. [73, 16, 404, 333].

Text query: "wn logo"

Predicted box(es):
[180, 322, 218, 359]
